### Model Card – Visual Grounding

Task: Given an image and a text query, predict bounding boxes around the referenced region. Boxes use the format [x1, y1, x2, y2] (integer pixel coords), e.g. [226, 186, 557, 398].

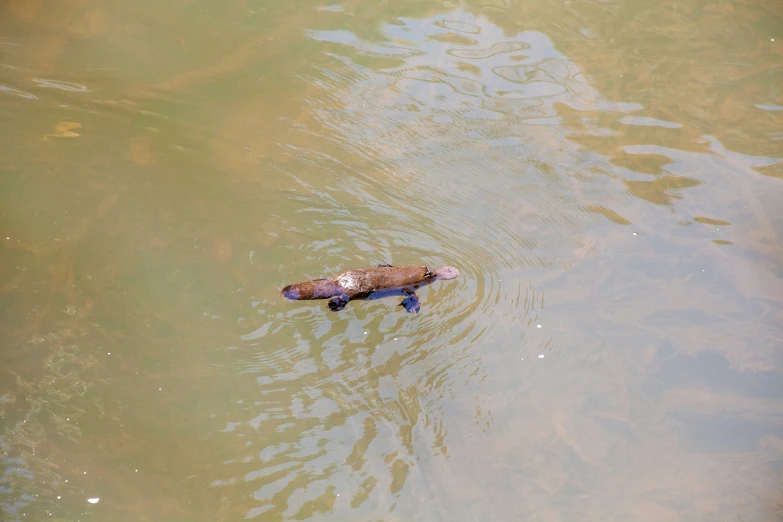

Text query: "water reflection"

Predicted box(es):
[32, 79, 91, 92]
[207, 7, 782, 520]
[209, 9, 650, 519]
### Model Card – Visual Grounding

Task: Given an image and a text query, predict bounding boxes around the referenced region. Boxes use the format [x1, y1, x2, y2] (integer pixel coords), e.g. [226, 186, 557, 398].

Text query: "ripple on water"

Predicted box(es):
[208, 16, 766, 522]
[32, 78, 91, 92]
[217, 9, 668, 519]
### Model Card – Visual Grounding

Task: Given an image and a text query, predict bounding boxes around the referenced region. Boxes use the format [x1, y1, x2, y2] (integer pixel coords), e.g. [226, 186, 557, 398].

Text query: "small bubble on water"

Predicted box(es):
[538, 354, 545, 359]
[536, 324, 542, 328]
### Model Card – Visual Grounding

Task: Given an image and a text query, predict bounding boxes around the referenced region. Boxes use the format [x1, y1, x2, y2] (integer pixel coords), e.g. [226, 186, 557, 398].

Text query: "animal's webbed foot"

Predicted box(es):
[399, 293, 421, 314]
[377, 264, 393, 268]
[328, 297, 348, 312]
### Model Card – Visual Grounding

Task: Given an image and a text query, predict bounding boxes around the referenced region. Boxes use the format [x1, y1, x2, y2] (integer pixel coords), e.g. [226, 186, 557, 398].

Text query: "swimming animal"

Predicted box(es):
[281, 264, 459, 313]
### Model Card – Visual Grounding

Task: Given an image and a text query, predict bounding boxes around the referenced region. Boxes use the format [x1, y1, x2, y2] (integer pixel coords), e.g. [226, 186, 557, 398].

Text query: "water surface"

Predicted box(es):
[1, 0, 782, 520]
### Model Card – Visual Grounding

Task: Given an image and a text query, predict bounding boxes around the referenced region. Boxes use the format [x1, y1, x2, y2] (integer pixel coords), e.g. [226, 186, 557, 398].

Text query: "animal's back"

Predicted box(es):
[336, 266, 429, 297]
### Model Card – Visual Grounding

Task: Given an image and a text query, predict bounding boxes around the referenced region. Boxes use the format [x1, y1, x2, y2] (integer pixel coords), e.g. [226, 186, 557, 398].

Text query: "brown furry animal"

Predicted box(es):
[281, 264, 459, 313]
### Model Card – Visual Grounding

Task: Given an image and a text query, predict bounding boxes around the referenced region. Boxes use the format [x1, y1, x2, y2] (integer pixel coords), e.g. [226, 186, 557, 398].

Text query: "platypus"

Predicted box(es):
[281, 264, 459, 313]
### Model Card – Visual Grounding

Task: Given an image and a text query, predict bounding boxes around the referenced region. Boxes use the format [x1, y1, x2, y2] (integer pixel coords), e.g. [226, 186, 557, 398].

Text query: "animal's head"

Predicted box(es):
[433, 266, 459, 280]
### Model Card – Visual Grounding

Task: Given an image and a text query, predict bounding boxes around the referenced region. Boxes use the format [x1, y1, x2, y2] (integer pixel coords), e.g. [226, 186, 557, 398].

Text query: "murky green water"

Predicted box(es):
[1, 0, 782, 520]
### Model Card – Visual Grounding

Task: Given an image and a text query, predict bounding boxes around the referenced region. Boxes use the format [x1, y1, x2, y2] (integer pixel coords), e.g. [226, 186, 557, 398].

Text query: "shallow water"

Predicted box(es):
[1, 0, 782, 520]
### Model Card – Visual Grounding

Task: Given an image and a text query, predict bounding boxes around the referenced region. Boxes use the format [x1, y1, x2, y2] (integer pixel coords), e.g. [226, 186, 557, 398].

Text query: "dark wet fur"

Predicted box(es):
[281, 279, 342, 300]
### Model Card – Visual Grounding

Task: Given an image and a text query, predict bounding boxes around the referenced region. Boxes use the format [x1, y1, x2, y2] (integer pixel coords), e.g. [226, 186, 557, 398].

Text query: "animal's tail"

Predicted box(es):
[281, 279, 340, 300]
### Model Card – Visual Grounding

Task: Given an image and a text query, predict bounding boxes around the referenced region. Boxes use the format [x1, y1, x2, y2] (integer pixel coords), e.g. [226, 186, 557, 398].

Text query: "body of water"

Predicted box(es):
[1, 0, 782, 520]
